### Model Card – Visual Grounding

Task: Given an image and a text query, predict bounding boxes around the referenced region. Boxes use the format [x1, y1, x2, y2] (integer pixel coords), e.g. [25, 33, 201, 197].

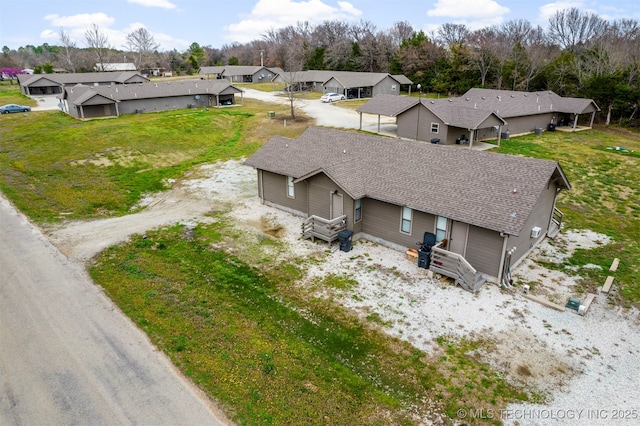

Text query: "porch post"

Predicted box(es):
[497, 126, 502, 147]
[590, 111, 595, 127]
[358, 111, 362, 130]
[377, 115, 381, 133]
[572, 114, 578, 130]
[468, 129, 475, 149]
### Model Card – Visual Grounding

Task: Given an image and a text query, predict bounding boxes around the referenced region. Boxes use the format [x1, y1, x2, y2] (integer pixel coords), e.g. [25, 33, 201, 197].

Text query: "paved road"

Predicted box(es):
[0, 194, 229, 425]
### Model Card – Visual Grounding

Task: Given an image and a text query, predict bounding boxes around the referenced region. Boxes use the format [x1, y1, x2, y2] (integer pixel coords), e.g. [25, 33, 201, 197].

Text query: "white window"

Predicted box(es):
[436, 216, 447, 241]
[354, 199, 362, 222]
[431, 123, 439, 133]
[401, 207, 412, 234]
[286, 176, 295, 198]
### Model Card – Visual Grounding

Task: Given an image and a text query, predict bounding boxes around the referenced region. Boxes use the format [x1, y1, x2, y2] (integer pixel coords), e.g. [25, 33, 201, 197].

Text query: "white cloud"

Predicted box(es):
[224, 0, 362, 43]
[427, 0, 509, 19]
[44, 12, 115, 28]
[127, 0, 177, 9]
[426, 0, 510, 30]
[538, 1, 584, 23]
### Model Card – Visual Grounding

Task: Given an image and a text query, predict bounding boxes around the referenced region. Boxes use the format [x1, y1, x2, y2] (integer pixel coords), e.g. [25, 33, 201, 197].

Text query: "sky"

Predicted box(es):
[1, 0, 638, 52]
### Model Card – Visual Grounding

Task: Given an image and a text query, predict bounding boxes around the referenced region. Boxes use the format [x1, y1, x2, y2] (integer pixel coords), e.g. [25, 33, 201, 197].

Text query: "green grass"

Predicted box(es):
[90, 223, 531, 425]
[0, 98, 306, 223]
[0, 80, 36, 106]
[495, 128, 640, 303]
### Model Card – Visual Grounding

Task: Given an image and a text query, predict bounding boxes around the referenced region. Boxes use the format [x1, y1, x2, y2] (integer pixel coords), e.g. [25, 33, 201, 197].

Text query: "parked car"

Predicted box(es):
[0, 104, 31, 113]
[320, 93, 345, 103]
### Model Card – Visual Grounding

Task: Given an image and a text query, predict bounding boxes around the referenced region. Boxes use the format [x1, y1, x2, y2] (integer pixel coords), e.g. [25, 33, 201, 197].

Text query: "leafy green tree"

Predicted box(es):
[187, 42, 206, 70]
[228, 56, 239, 65]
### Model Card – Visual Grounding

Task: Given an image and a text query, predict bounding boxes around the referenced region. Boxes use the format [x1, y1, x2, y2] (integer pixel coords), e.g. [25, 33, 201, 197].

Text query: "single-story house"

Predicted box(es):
[245, 127, 570, 291]
[458, 88, 600, 135]
[17, 72, 149, 96]
[60, 79, 243, 119]
[282, 70, 412, 98]
[198, 65, 282, 83]
[357, 94, 506, 147]
[357, 89, 600, 144]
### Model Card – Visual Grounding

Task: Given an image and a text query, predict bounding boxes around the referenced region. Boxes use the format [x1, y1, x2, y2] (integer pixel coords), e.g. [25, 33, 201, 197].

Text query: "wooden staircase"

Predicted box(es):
[301, 215, 347, 245]
[429, 244, 486, 292]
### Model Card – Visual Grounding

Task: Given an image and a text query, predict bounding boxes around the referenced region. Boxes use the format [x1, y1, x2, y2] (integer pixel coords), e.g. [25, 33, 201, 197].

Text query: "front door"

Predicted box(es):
[449, 221, 468, 256]
[331, 192, 343, 219]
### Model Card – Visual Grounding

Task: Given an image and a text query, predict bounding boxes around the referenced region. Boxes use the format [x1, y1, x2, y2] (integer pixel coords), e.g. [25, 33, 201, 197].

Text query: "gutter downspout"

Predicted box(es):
[497, 232, 509, 285]
[258, 170, 264, 203]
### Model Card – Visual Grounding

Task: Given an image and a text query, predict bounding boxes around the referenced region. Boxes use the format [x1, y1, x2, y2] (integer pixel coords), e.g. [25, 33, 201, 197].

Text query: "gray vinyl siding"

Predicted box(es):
[116, 95, 216, 114]
[261, 171, 308, 214]
[507, 179, 558, 266]
[465, 225, 504, 277]
[504, 113, 554, 135]
[396, 105, 449, 144]
[372, 76, 401, 96]
[307, 173, 344, 219]
[361, 198, 436, 248]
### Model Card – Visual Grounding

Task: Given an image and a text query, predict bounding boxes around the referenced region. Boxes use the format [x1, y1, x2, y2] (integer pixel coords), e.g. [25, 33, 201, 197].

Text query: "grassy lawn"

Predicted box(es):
[496, 128, 640, 303]
[0, 80, 37, 106]
[0, 99, 307, 223]
[2, 84, 639, 424]
[91, 222, 531, 425]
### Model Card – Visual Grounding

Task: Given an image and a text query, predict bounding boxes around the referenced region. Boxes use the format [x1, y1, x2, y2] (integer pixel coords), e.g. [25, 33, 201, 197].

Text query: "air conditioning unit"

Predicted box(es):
[531, 226, 541, 238]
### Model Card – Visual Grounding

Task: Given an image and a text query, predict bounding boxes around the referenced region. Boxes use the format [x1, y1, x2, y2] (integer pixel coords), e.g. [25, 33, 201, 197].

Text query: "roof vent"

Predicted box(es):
[482, 96, 486, 99]
[513, 188, 517, 193]
[498, 96, 501, 101]
[510, 211, 517, 217]
[448, 99, 453, 102]
[343, 149, 346, 154]
[430, 101, 435, 104]
[465, 97, 469, 101]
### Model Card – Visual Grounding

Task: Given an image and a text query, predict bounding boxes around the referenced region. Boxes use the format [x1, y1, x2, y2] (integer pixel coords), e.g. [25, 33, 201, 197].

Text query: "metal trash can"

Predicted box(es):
[430, 138, 440, 144]
[535, 127, 543, 135]
[501, 131, 510, 139]
[338, 230, 353, 252]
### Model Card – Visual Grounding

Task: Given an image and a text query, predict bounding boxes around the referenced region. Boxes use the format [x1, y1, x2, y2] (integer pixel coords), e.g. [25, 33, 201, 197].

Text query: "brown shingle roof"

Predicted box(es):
[63, 80, 242, 103]
[18, 71, 148, 86]
[245, 127, 570, 236]
[459, 88, 599, 116]
[356, 95, 505, 129]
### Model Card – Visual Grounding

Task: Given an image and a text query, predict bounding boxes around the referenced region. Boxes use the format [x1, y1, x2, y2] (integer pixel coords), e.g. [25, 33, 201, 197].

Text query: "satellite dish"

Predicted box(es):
[195, 95, 200, 100]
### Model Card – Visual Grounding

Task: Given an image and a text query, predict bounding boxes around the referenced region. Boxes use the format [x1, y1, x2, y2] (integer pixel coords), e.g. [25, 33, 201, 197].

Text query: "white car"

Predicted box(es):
[320, 93, 345, 103]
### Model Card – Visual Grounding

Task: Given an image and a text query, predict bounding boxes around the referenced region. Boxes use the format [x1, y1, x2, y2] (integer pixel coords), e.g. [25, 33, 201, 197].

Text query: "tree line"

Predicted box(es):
[1, 8, 638, 125]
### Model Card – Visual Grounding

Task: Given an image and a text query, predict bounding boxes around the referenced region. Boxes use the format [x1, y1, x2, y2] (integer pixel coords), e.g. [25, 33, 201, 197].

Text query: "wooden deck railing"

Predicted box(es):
[429, 242, 485, 292]
[301, 215, 347, 244]
[548, 207, 563, 238]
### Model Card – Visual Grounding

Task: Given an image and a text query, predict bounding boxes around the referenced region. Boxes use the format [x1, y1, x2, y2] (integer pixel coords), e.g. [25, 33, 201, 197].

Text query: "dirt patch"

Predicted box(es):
[259, 214, 286, 238]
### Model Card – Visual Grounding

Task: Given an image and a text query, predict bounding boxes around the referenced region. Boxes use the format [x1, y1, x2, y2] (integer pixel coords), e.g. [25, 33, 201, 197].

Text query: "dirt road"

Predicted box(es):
[0, 194, 230, 425]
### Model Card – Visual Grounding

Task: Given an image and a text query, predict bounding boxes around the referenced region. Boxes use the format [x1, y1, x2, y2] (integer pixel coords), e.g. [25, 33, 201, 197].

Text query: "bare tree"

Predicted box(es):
[125, 27, 159, 69]
[468, 27, 498, 87]
[58, 28, 77, 72]
[437, 23, 470, 47]
[388, 21, 415, 47]
[85, 24, 111, 70]
[547, 8, 608, 53]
